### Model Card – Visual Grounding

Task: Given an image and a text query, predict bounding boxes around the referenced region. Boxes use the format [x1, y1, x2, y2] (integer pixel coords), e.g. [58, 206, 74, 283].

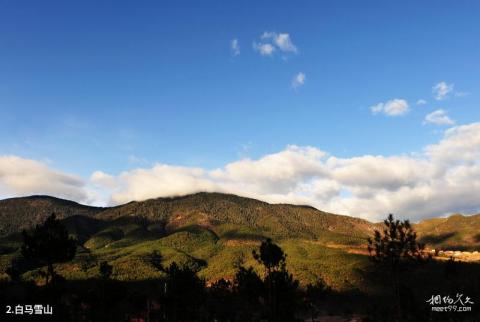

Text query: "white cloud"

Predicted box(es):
[261, 32, 298, 53]
[211, 145, 326, 194]
[253, 42, 276, 56]
[370, 99, 409, 116]
[0, 156, 87, 202]
[90, 171, 116, 189]
[4, 123, 480, 223]
[424, 123, 480, 165]
[326, 155, 431, 191]
[231, 38, 240, 56]
[104, 165, 219, 205]
[85, 122, 480, 222]
[416, 99, 427, 105]
[253, 31, 298, 56]
[292, 72, 306, 89]
[433, 81, 454, 100]
[424, 109, 455, 126]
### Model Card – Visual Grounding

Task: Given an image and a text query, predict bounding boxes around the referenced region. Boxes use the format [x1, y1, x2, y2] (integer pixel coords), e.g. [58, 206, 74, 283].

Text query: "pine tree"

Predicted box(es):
[367, 214, 425, 320]
[21, 213, 76, 285]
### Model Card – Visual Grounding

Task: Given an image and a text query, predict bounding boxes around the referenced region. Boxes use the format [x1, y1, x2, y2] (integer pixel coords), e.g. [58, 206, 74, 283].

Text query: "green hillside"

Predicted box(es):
[95, 192, 377, 241]
[415, 213, 480, 250]
[0, 192, 376, 289]
[1, 192, 479, 290]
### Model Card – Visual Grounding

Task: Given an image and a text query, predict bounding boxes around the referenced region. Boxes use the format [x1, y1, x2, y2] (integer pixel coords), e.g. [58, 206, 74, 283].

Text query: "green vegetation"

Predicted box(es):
[0, 195, 102, 237]
[21, 213, 77, 285]
[415, 213, 480, 250]
[0, 193, 377, 289]
[1, 193, 478, 289]
[1, 204, 480, 321]
[250, 238, 300, 321]
[368, 214, 428, 321]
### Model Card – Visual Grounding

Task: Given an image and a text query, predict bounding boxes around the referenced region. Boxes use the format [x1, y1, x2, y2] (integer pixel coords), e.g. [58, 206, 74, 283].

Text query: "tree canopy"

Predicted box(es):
[21, 213, 77, 285]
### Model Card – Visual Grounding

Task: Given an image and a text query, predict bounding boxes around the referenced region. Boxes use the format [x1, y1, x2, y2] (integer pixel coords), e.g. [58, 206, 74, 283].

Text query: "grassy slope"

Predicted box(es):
[33, 232, 369, 291]
[414, 213, 480, 250]
[94, 192, 376, 240]
[0, 193, 373, 290]
[1, 192, 479, 292]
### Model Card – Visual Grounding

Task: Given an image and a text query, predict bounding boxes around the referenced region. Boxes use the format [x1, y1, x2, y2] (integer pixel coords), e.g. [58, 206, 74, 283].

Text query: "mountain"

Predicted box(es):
[0, 192, 377, 241]
[0, 195, 104, 237]
[0, 192, 378, 287]
[2, 193, 479, 250]
[415, 213, 480, 251]
[2, 193, 479, 249]
[0, 192, 478, 287]
[94, 192, 377, 241]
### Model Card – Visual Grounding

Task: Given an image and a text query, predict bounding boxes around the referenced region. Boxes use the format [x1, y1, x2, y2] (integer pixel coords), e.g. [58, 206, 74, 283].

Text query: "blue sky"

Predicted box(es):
[1, 1, 479, 220]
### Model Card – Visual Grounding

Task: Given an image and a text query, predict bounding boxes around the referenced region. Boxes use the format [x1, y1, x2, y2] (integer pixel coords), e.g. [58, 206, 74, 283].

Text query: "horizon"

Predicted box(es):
[1, 191, 478, 225]
[1, 1, 480, 222]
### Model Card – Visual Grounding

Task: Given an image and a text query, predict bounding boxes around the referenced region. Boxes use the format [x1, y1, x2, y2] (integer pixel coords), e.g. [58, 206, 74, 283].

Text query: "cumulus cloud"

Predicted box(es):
[102, 165, 219, 205]
[4, 123, 480, 223]
[292, 72, 306, 89]
[85, 123, 480, 222]
[424, 109, 455, 126]
[433, 81, 454, 100]
[253, 31, 298, 56]
[211, 145, 326, 194]
[253, 42, 275, 56]
[231, 38, 240, 56]
[261, 32, 298, 53]
[0, 156, 87, 202]
[416, 99, 427, 105]
[90, 171, 116, 188]
[424, 123, 480, 165]
[326, 156, 432, 191]
[370, 99, 410, 116]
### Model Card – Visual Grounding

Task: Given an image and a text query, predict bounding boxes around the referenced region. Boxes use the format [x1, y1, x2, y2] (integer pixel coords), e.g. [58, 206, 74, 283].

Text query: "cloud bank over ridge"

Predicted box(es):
[2, 123, 480, 222]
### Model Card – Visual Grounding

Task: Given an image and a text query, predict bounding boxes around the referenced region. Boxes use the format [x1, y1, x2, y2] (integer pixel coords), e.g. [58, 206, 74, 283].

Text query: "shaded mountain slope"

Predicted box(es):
[0, 195, 104, 237]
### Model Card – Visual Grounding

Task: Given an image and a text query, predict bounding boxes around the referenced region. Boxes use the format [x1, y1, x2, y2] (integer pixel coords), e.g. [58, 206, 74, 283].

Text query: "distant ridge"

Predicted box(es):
[1, 192, 479, 250]
[0, 192, 375, 241]
[0, 195, 103, 237]
[415, 213, 480, 251]
[1, 192, 480, 288]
